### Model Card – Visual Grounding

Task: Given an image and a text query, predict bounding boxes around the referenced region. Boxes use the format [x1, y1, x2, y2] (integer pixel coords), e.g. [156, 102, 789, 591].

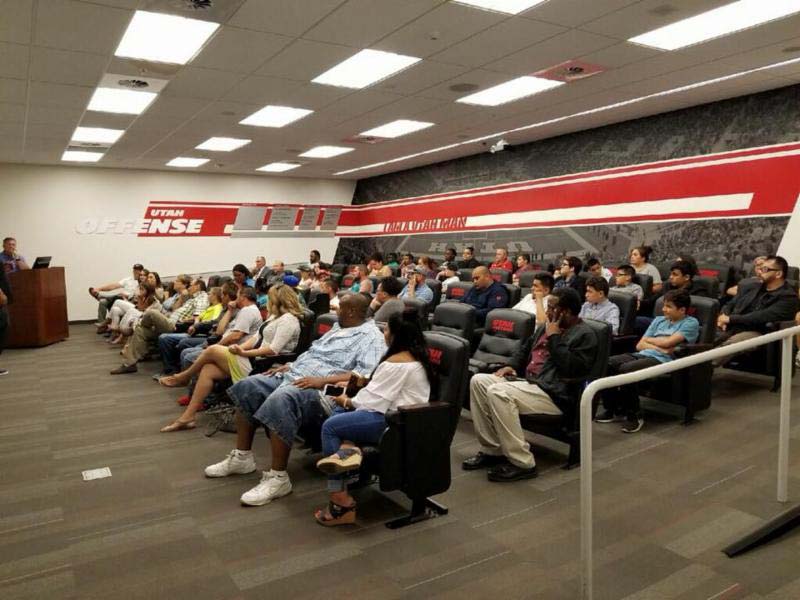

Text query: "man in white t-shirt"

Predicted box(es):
[89, 263, 144, 324]
[513, 272, 553, 324]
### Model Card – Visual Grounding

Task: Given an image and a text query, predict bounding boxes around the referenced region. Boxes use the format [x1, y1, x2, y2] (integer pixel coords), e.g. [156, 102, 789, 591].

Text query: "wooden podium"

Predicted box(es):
[7, 267, 69, 348]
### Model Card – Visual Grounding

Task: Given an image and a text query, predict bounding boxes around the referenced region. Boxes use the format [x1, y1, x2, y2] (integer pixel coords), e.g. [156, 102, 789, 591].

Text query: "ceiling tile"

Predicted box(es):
[375, 2, 505, 58]
[431, 16, 565, 69]
[578, 41, 661, 70]
[30, 46, 107, 86]
[142, 95, 211, 120]
[0, 0, 33, 44]
[523, 0, 639, 28]
[34, 0, 131, 54]
[0, 42, 30, 79]
[79, 111, 137, 129]
[221, 75, 304, 104]
[312, 89, 405, 127]
[191, 26, 293, 74]
[373, 60, 470, 95]
[26, 121, 75, 139]
[161, 67, 242, 100]
[255, 39, 356, 82]
[0, 77, 27, 104]
[411, 68, 511, 100]
[28, 81, 93, 108]
[304, 0, 441, 47]
[229, 0, 344, 37]
[0, 102, 26, 124]
[27, 104, 82, 125]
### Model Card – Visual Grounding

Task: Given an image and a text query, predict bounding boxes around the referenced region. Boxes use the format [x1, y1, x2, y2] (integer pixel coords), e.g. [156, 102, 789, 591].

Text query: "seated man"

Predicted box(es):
[461, 266, 508, 325]
[513, 272, 553, 323]
[611, 264, 644, 302]
[464, 288, 599, 481]
[437, 261, 460, 291]
[252, 256, 268, 280]
[266, 261, 286, 286]
[309, 249, 321, 271]
[579, 276, 620, 335]
[597, 289, 699, 433]
[399, 266, 434, 305]
[442, 247, 457, 266]
[554, 256, 585, 299]
[110, 278, 209, 374]
[457, 246, 481, 269]
[89, 263, 144, 326]
[586, 257, 613, 282]
[368, 276, 405, 322]
[204, 294, 387, 506]
[490, 248, 513, 272]
[661, 260, 710, 297]
[714, 255, 799, 366]
[367, 252, 392, 278]
[512, 253, 535, 284]
[321, 277, 340, 313]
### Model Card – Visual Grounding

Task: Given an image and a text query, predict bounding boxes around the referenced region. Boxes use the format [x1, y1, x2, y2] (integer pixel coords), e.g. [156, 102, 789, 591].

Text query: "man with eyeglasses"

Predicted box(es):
[554, 256, 586, 299]
[714, 255, 799, 367]
[461, 266, 508, 325]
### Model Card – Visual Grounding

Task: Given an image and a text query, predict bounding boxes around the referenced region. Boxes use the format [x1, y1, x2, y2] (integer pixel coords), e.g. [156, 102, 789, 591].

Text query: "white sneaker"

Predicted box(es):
[240, 472, 292, 506]
[204, 450, 256, 478]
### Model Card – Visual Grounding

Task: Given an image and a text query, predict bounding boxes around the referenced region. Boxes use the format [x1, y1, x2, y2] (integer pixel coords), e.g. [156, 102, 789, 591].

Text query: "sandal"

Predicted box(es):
[160, 419, 196, 433]
[159, 375, 186, 388]
[314, 501, 357, 527]
[316, 447, 362, 474]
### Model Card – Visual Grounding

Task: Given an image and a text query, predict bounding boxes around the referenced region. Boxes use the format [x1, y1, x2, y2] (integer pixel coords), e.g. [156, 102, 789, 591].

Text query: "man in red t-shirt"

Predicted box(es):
[490, 248, 513, 272]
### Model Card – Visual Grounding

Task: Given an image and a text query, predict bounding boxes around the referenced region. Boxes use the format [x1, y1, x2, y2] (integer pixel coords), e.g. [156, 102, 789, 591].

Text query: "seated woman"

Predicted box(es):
[147, 271, 166, 303]
[158, 284, 302, 432]
[313, 313, 433, 526]
[110, 283, 160, 344]
[416, 255, 437, 279]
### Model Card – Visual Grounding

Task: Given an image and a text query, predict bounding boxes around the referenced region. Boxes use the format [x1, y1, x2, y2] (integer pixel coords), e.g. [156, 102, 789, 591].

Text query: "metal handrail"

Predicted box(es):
[579, 324, 800, 600]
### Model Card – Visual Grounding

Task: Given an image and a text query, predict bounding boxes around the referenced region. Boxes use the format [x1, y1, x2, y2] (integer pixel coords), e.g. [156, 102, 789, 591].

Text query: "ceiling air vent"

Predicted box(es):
[534, 60, 606, 83]
[342, 135, 386, 145]
[118, 79, 149, 89]
[184, 0, 213, 9]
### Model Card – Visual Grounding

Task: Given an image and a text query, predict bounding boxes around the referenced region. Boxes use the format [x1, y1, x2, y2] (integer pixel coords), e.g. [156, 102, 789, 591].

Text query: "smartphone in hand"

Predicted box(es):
[323, 384, 345, 397]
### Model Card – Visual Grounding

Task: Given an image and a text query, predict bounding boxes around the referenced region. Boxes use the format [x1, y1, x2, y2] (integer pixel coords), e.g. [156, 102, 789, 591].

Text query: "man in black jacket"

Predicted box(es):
[460, 266, 508, 325]
[463, 287, 599, 482]
[714, 255, 799, 367]
[0, 265, 12, 376]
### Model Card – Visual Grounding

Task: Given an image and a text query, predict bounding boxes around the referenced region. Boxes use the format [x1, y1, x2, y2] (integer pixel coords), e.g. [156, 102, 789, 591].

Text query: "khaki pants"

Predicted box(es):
[122, 309, 175, 366]
[713, 330, 762, 367]
[469, 373, 562, 469]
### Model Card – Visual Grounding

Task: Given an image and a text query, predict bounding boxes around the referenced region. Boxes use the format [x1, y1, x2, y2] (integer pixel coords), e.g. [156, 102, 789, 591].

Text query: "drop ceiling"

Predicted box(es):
[2, 0, 800, 180]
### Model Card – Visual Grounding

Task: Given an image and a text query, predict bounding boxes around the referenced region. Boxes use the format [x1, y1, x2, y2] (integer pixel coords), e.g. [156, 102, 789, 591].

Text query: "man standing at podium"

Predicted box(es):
[1, 237, 30, 274]
[0, 264, 11, 376]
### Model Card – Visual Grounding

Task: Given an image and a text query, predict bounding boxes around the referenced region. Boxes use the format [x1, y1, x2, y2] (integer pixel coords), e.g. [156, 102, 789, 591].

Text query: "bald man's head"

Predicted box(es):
[471, 266, 493, 289]
[338, 292, 370, 328]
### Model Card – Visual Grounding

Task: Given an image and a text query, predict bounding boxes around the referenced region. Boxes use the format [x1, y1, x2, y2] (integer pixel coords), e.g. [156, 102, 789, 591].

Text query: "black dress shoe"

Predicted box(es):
[462, 452, 507, 471]
[487, 462, 538, 482]
[110, 364, 137, 375]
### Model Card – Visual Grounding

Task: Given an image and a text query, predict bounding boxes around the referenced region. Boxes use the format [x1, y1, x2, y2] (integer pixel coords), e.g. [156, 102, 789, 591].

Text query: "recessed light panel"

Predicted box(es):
[240, 105, 313, 128]
[196, 137, 251, 152]
[457, 76, 563, 106]
[360, 119, 435, 139]
[299, 146, 354, 158]
[166, 157, 209, 168]
[87, 88, 157, 115]
[257, 162, 302, 172]
[62, 150, 104, 162]
[115, 10, 220, 65]
[453, 0, 548, 15]
[71, 127, 125, 145]
[312, 49, 421, 89]
[629, 0, 800, 51]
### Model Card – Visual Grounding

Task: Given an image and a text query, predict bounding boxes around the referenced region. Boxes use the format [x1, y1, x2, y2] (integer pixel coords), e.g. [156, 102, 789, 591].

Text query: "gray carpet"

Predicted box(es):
[1, 325, 799, 599]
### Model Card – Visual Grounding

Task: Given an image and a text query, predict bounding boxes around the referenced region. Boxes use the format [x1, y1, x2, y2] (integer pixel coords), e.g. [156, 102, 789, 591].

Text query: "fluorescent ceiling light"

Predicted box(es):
[257, 162, 302, 173]
[360, 119, 435, 139]
[166, 157, 209, 168]
[196, 137, 251, 152]
[115, 10, 220, 65]
[453, 0, 548, 15]
[71, 127, 125, 144]
[87, 87, 157, 115]
[312, 49, 421, 89]
[457, 76, 564, 106]
[629, 0, 800, 51]
[240, 105, 313, 128]
[335, 54, 800, 176]
[300, 146, 354, 158]
[62, 150, 103, 163]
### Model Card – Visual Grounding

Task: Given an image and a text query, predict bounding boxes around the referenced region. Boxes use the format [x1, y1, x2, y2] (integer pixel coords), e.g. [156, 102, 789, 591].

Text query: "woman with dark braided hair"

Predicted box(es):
[313, 313, 435, 526]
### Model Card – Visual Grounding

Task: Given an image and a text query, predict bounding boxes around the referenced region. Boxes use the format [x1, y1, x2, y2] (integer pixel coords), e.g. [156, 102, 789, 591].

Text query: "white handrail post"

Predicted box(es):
[579, 383, 597, 600]
[778, 336, 792, 503]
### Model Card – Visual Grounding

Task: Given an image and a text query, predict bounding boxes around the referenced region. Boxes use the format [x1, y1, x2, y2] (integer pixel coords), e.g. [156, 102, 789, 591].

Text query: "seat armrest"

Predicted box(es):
[673, 343, 713, 358]
[251, 353, 297, 374]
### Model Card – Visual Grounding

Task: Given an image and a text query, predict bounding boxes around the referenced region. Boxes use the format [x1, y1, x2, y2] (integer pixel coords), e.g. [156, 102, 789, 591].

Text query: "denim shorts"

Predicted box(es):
[227, 375, 324, 446]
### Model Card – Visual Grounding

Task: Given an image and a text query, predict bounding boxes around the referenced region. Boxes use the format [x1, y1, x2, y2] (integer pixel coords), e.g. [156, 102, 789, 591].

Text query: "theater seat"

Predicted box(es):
[331, 263, 347, 274]
[469, 309, 535, 374]
[306, 291, 330, 316]
[517, 270, 547, 290]
[490, 269, 511, 283]
[312, 313, 338, 341]
[723, 320, 797, 391]
[402, 297, 430, 324]
[697, 264, 736, 292]
[502, 283, 521, 307]
[250, 309, 316, 374]
[445, 281, 473, 302]
[608, 290, 638, 353]
[518, 319, 612, 469]
[458, 268, 474, 282]
[425, 278, 443, 312]
[431, 302, 476, 342]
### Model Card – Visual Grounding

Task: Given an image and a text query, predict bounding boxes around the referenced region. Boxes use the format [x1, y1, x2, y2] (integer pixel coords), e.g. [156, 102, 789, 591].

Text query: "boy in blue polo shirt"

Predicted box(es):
[597, 289, 699, 433]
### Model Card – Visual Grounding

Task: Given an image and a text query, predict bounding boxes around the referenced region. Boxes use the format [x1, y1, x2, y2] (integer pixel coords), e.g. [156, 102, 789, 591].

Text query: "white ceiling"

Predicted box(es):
[2, 0, 800, 180]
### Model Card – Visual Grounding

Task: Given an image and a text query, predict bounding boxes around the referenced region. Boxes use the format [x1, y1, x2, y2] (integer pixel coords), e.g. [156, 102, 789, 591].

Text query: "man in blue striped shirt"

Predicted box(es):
[579, 277, 620, 335]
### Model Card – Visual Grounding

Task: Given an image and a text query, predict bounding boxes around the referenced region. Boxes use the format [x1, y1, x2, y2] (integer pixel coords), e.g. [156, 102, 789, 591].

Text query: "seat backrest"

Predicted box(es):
[402, 297, 429, 321]
[788, 266, 800, 281]
[490, 269, 511, 283]
[517, 270, 547, 289]
[294, 309, 316, 355]
[502, 283, 521, 307]
[473, 309, 535, 364]
[608, 290, 637, 336]
[653, 295, 720, 345]
[313, 313, 338, 341]
[431, 302, 476, 341]
[326, 272, 342, 286]
[331, 263, 347, 274]
[424, 331, 471, 438]
[693, 276, 718, 297]
[307, 291, 330, 316]
[582, 319, 612, 380]
[445, 281, 473, 301]
[458, 268, 473, 282]
[656, 263, 671, 279]
[633, 273, 653, 297]
[697, 263, 736, 289]
[426, 278, 443, 310]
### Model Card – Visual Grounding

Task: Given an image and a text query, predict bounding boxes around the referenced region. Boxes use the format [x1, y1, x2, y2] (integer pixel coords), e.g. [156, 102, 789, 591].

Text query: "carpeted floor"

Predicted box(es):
[1, 325, 799, 599]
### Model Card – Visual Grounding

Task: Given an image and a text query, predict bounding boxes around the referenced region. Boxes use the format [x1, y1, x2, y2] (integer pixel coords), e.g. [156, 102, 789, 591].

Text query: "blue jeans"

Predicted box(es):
[159, 332, 190, 373]
[228, 375, 325, 447]
[321, 409, 387, 491]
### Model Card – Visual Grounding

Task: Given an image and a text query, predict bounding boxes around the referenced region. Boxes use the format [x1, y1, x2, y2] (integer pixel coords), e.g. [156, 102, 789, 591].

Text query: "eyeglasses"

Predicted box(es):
[758, 267, 780, 273]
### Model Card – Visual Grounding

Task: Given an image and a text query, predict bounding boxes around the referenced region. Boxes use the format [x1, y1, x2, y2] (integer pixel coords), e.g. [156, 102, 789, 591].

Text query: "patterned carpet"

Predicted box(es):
[1, 325, 799, 599]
